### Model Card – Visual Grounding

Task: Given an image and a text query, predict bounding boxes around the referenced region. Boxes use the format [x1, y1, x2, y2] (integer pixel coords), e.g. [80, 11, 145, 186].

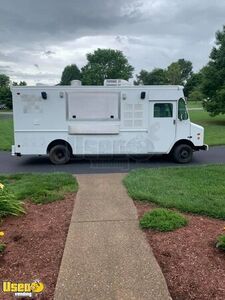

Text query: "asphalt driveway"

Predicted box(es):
[0, 146, 225, 174]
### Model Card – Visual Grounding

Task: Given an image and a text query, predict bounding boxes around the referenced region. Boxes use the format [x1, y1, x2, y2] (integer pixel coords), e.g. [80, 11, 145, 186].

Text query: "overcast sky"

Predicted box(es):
[0, 0, 224, 85]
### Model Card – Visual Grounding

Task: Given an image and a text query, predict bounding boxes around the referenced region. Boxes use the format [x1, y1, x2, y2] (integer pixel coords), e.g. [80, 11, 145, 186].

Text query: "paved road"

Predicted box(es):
[0, 146, 225, 174]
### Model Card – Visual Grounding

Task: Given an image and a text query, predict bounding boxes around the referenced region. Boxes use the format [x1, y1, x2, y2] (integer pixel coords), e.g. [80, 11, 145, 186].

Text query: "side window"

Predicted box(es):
[178, 98, 188, 120]
[154, 103, 173, 118]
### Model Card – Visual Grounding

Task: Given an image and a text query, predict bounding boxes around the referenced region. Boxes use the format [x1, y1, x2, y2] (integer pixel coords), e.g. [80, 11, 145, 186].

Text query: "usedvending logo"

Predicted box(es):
[2, 280, 44, 297]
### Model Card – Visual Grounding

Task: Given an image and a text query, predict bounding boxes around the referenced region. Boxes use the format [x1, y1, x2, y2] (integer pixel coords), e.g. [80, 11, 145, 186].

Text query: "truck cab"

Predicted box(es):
[170, 97, 208, 163]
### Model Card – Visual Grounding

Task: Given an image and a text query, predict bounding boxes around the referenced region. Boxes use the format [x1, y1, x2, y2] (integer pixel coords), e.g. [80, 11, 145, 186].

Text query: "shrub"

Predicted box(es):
[0, 184, 25, 218]
[140, 208, 188, 232]
[216, 234, 225, 251]
[0, 244, 6, 253]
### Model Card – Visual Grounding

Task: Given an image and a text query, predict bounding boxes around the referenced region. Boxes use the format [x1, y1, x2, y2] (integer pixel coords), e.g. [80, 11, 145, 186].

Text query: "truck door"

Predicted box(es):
[148, 101, 176, 153]
[176, 98, 191, 141]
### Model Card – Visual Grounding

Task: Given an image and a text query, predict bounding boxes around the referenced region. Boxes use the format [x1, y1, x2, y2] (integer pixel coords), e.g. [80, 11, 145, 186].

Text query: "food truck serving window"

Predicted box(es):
[67, 92, 120, 120]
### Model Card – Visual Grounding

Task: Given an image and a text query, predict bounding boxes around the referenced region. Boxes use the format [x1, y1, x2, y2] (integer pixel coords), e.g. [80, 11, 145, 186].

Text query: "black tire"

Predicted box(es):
[49, 144, 71, 165]
[172, 144, 193, 164]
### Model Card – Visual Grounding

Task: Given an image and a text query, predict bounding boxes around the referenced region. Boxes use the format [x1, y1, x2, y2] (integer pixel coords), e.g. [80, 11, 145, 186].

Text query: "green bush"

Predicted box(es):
[0, 244, 6, 253]
[140, 208, 188, 232]
[216, 234, 225, 251]
[0, 184, 25, 218]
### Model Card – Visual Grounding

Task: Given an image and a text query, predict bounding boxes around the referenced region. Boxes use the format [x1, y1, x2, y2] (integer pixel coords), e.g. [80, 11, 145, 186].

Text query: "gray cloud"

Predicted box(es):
[44, 50, 55, 56]
[0, 0, 224, 84]
[0, 0, 137, 44]
[0, 65, 11, 74]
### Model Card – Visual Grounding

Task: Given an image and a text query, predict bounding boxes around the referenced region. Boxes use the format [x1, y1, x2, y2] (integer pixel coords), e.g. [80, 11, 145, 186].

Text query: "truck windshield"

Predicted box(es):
[178, 98, 188, 120]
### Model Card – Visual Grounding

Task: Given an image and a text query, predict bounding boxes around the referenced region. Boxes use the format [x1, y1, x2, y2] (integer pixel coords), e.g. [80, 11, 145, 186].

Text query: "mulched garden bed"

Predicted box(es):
[0, 193, 75, 300]
[135, 201, 225, 300]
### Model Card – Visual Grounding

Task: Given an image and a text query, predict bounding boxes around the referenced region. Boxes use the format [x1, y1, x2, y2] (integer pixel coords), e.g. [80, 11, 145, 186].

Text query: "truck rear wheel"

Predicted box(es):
[172, 144, 193, 164]
[49, 144, 71, 165]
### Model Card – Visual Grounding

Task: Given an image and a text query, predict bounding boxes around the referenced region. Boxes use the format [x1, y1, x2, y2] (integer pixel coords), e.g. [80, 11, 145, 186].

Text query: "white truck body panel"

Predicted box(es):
[11, 84, 206, 157]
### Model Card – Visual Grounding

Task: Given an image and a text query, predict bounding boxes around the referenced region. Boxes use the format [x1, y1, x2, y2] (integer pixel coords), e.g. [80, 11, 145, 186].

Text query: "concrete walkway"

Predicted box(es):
[54, 174, 171, 300]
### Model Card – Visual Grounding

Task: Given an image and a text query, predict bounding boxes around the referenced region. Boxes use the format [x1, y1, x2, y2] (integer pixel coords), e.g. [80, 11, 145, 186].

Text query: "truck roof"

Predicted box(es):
[11, 85, 184, 90]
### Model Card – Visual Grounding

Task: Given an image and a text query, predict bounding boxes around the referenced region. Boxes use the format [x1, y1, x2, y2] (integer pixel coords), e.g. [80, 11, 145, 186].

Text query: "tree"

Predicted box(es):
[177, 59, 193, 83]
[184, 72, 203, 98]
[60, 64, 81, 85]
[0, 74, 12, 108]
[81, 49, 134, 85]
[167, 59, 193, 85]
[136, 68, 168, 85]
[13, 81, 27, 86]
[0, 78, 27, 108]
[135, 59, 192, 86]
[188, 89, 204, 102]
[202, 26, 225, 115]
[167, 62, 182, 85]
[0, 86, 12, 108]
[135, 70, 149, 85]
[0, 74, 10, 87]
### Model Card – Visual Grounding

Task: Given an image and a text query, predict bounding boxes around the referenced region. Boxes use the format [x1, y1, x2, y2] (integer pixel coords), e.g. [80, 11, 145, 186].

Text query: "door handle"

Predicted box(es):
[173, 119, 176, 125]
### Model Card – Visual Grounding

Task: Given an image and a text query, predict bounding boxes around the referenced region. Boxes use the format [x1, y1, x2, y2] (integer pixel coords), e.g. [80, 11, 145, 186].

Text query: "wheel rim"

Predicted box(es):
[54, 149, 66, 161]
[180, 149, 189, 159]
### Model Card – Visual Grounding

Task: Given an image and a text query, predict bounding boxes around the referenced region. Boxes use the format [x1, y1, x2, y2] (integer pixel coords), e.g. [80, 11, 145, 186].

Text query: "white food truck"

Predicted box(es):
[11, 79, 208, 164]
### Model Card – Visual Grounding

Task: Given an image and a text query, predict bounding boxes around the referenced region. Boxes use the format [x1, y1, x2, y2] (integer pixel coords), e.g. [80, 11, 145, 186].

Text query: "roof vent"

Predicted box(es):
[104, 79, 131, 87]
[36, 83, 47, 86]
[71, 80, 82, 86]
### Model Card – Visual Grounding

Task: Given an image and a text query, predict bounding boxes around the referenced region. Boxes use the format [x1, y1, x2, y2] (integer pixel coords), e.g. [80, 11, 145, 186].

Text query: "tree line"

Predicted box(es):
[1, 25, 225, 116]
[59, 25, 225, 116]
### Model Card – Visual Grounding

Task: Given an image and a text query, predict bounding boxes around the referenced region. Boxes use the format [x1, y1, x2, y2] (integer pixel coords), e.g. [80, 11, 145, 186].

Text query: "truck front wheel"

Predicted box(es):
[49, 144, 71, 165]
[172, 144, 193, 164]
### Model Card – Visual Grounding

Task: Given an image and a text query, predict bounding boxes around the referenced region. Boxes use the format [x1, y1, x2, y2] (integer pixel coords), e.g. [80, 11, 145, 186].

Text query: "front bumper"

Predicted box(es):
[11, 145, 21, 156]
[194, 144, 209, 151]
[11, 145, 15, 156]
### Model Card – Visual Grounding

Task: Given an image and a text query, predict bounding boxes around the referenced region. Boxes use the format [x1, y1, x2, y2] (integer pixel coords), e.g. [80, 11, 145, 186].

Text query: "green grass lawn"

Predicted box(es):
[187, 101, 202, 109]
[187, 101, 225, 145]
[0, 173, 78, 205]
[124, 165, 225, 220]
[0, 118, 13, 151]
[189, 110, 225, 145]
